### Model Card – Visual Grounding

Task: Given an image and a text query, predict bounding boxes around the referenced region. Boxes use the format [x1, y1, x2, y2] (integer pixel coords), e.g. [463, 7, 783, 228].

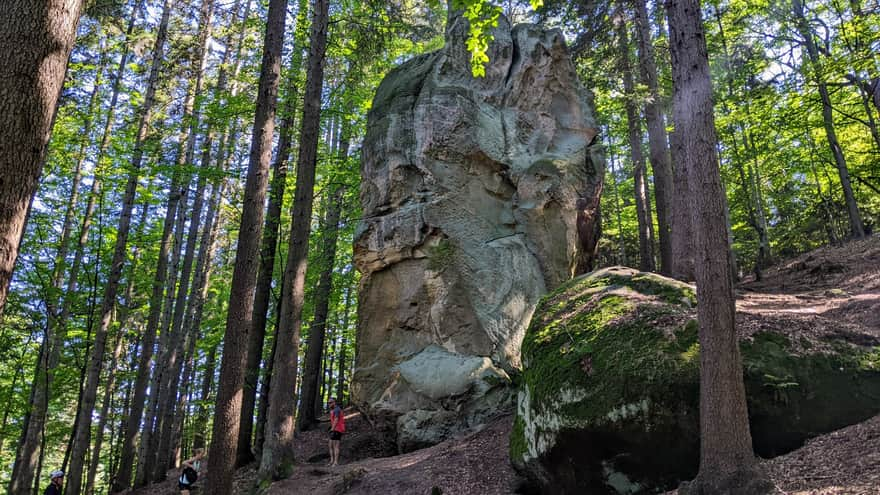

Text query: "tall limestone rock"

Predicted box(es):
[352, 11, 604, 451]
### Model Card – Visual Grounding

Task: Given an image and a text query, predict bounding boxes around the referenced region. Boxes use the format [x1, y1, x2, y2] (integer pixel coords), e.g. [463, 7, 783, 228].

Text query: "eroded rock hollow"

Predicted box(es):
[352, 11, 604, 451]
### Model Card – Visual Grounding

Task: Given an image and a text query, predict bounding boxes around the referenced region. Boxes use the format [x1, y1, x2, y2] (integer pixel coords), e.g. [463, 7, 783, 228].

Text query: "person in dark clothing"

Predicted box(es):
[44, 470, 64, 495]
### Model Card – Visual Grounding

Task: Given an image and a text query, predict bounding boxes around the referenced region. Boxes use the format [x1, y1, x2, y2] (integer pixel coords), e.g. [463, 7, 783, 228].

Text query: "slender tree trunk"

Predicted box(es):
[298, 181, 346, 429]
[84, 328, 126, 495]
[791, 0, 865, 239]
[206, 0, 289, 490]
[151, 1, 215, 478]
[108, 3, 174, 490]
[238, 65, 300, 468]
[66, 0, 172, 492]
[260, 0, 330, 481]
[254, 317, 279, 456]
[170, 333, 198, 466]
[666, 1, 772, 492]
[616, 14, 655, 272]
[633, 0, 674, 274]
[336, 284, 352, 404]
[0, 0, 84, 316]
[193, 346, 217, 451]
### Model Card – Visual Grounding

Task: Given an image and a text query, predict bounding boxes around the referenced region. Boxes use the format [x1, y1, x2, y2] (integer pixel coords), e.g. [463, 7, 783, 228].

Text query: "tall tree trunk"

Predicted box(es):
[666, 1, 772, 492]
[260, 0, 330, 481]
[206, 0, 289, 490]
[792, 0, 865, 239]
[633, 0, 674, 274]
[151, 0, 215, 478]
[298, 173, 347, 429]
[238, 61, 301, 468]
[84, 328, 127, 495]
[616, 14, 655, 272]
[66, 0, 172, 492]
[108, 3, 175, 490]
[335, 284, 353, 404]
[193, 346, 216, 451]
[0, 0, 84, 316]
[8, 39, 108, 495]
[254, 317, 279, 456]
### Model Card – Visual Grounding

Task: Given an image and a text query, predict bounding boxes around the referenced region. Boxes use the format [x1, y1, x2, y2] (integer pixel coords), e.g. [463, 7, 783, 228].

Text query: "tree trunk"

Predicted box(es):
[633, 0, 674, 274]
[616, 14, 655, 272]
[66, 0, 172, 492]
[666, 1, 772, 492]
[238, 60, 300, 467]
[151, 0, 215, 478]
[84, 328, 127, 495]
[259, 0, 330, 481]
[791, 0, 865, 239]
[108, 3, 175, 490]
[254, 317, 279, 456]
[8, 43, 108, 495]
[0, 0, 84, 316]
[298, 180, 346, 429]
[206, 0, 289, 490]
[336, 284, 353, 404]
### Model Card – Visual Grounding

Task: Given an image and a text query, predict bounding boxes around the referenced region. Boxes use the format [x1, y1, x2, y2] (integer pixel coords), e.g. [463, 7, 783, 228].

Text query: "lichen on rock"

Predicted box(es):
[512, 267, 880, 494]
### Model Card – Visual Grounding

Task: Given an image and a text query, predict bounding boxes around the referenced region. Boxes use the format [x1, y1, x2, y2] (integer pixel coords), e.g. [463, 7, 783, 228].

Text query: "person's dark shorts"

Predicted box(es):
[178, 481, 192, 491]
[329, 430, 343, 441]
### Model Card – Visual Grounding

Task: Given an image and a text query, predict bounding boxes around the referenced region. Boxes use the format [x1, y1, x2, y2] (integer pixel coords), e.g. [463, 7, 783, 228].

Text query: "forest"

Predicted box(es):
[0, 0, 878, 494]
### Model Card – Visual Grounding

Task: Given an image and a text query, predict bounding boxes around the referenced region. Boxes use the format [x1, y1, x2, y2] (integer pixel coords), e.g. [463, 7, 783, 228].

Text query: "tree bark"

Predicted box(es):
[237, 60, 300, 467]
[84, 328, 127, 495]
[66, 0, 171, 492]
[206, 0, 289, 491]
[791, 0, 865, 239]
[108, 3, 175, 490]
[0, 0, 84, 317]
[150, 0, 215, 478]
[666, 1, 772, 492]
[633, 0, 674, 274]
[616, 13, 655, 272]
[259, 0, 330, 482]
[8, 36, 108, 495]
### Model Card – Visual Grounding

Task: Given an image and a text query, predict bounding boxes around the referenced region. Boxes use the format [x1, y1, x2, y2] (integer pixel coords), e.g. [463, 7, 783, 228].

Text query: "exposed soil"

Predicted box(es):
[132, 235, 880, 495]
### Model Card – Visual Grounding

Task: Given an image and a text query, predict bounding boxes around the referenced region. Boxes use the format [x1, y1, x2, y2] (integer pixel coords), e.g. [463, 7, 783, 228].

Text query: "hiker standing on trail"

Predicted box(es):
[44, 470, 64, 495]
[179, 448, 205, 494]
[328, 397, 345, 466]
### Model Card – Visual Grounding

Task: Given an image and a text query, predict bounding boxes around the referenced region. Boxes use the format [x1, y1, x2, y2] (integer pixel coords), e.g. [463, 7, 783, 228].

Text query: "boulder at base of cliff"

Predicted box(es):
[510, 267, 880, 494]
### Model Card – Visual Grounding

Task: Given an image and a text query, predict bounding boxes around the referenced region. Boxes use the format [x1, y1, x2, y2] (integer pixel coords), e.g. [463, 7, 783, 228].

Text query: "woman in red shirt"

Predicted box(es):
[328, 397, 345, 466]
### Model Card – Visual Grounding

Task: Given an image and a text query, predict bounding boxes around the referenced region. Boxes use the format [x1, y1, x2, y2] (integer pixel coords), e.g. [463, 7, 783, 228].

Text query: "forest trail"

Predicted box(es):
[131, 236, 880, 495]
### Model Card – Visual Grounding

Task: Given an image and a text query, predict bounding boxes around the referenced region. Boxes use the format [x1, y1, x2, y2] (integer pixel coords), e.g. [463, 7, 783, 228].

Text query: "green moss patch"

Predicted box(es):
[512, 268, 880, 494]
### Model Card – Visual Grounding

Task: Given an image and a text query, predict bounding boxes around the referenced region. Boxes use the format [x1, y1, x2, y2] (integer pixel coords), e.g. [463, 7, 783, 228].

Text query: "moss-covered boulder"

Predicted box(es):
[510, 267, 880, 494]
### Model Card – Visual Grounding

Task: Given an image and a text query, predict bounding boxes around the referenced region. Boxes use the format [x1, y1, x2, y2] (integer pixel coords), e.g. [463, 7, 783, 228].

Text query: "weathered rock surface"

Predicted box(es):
[511, 267, 880, 494]
[352, 10, 604, 451]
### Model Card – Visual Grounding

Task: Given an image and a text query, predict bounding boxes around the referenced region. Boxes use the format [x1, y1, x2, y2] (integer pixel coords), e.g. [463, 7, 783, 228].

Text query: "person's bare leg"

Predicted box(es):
[327, 439, 334, 465]
[332, 440, 340, 466]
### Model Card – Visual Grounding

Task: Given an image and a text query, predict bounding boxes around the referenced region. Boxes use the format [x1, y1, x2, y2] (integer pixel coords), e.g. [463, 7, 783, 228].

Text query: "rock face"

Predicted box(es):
[511, 267, 880, 494]
[351, 11, 604, 452]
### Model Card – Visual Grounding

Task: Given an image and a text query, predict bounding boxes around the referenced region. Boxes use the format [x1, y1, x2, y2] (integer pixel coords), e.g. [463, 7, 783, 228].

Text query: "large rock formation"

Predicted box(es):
[351, 12, 604, 451]
[511, 267, 880, 494]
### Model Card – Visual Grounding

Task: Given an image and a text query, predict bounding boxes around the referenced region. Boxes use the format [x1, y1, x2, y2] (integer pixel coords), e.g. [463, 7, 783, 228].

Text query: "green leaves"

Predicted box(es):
[452, 0, 502, 77]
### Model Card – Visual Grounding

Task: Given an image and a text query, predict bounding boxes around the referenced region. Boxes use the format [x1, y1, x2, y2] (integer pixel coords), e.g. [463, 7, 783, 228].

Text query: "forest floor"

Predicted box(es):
[132, 235, 880, 495]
